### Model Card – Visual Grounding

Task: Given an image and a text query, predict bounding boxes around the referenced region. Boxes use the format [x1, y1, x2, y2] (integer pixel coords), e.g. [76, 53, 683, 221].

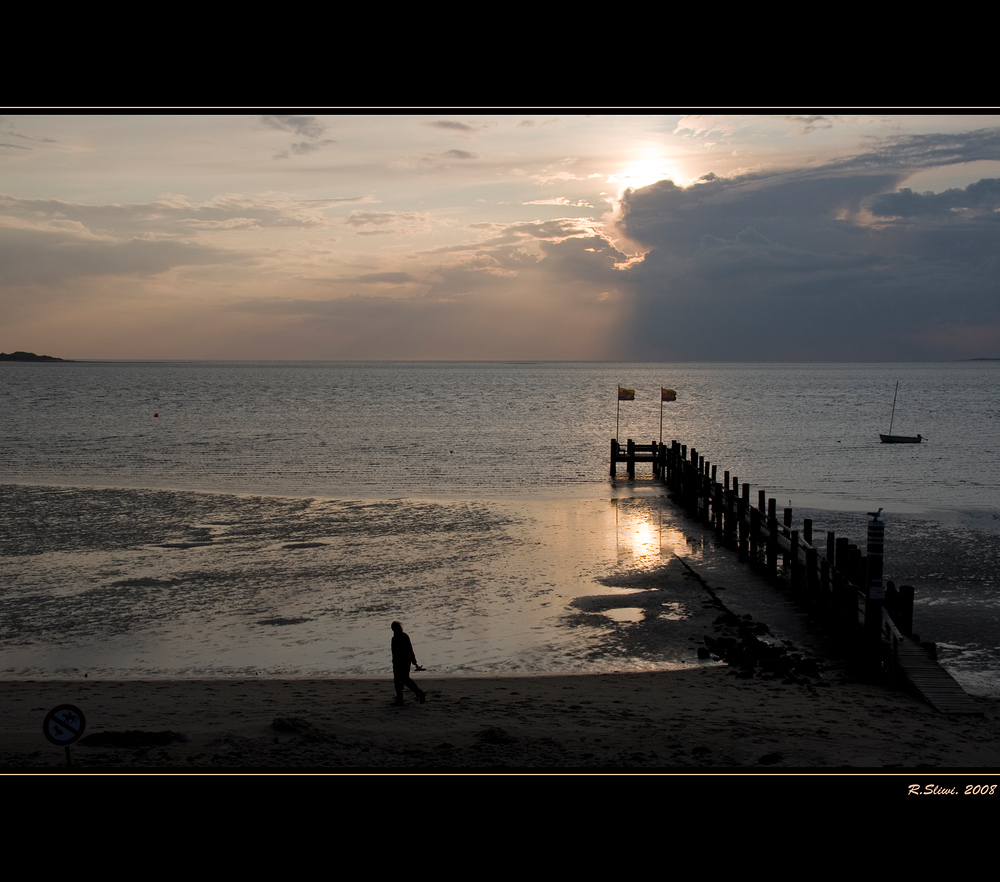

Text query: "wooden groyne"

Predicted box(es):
[612, 437, 980, 714]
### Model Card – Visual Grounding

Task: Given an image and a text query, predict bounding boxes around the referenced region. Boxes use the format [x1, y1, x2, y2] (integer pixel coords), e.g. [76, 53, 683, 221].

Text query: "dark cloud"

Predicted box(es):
[869, 178, 1000, 218]
[426, 121, 483, 134]
[614, 129, 1000, 360]
[831, 127, 1000, 172]
[260, 115, 328, 140]
[785, 114, 836, 134]
[442, 149, 479, 160]
[537, 235, 628, 284]
[261, 115, 335, 159]
[287, 140, 337, 156]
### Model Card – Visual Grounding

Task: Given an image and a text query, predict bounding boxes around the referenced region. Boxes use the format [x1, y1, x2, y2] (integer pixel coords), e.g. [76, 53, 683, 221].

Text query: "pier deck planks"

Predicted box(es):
[893, 639, 982, 715]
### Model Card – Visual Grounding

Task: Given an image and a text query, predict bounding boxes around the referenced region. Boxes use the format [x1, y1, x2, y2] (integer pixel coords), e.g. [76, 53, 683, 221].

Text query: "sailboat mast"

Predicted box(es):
[888, 381, 899, 436]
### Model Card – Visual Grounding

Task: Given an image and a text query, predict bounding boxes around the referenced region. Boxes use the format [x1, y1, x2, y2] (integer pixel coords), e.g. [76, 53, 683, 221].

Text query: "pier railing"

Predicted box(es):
[611, 436, 980, 710]
[609, 438, 665, 479]
[612, 437, 915, 663]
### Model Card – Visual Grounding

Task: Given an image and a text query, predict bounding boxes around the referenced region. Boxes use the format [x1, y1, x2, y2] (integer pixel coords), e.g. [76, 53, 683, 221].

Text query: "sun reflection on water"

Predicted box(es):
[612, 498, 702, 567]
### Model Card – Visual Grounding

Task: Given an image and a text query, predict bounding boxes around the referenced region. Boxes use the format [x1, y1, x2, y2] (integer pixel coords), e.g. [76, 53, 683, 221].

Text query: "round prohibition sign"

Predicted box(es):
[43, 704, 86, 746]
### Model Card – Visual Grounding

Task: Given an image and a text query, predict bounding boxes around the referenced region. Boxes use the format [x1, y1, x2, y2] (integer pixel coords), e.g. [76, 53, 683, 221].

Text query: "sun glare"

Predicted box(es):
[607, 159, 679, 196]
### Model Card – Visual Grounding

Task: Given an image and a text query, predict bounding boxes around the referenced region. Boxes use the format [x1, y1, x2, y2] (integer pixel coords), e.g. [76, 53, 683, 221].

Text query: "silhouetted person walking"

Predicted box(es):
[391, 621, 426, 705]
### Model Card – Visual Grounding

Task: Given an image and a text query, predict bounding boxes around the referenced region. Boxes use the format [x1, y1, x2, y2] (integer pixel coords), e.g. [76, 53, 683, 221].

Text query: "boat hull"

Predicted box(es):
[880, 434, 922, 444]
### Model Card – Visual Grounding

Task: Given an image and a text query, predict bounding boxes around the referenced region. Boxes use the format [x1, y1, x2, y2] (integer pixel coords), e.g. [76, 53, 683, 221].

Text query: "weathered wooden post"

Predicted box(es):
[685, 447, 696, 512]
[835, 536, 849, 575]
[610, 439, 618, 477]
[865, 512, 885, 666]
[806, 544, 819, 605]
[627, 438, 635, 479]
[835, 536, 850, 633]
[831, 565, 846, 636]
[820, 557, 831, 616]
[738, 483, 749, 561]
[789, 529, 800, 590]
[899, 584, 914, 638]
[766, 498, 778, 579]
[782, 507, 793, 567]
[725, 477, 738, 546]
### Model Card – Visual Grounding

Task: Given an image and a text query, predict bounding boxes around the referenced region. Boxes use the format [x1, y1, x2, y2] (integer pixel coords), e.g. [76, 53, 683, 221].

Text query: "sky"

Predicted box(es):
[3, 111, 1000, 361]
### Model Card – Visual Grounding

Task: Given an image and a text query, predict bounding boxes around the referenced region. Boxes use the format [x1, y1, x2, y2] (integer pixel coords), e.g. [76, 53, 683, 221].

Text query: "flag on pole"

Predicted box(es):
[661, 388, 677, 402]
[618, 387, 635, 401]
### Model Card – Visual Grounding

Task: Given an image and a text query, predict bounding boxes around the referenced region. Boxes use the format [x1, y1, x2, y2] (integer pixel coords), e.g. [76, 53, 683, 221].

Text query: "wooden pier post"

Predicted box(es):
[864, 514, 885, 664]
[805, 545, 819, 605]
[725, 477, 737, 546]
[782, 507, 793, 567]
[899, 584, 915, 638]
[738, 483, 749, 561]
[789, 529, 800, 590]
[642, 436, 926, 682]
[766, 498, 778, 579]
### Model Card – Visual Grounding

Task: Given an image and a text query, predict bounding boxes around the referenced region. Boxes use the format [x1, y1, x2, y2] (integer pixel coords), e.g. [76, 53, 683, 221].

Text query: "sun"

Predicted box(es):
[606, 158, 679, 197]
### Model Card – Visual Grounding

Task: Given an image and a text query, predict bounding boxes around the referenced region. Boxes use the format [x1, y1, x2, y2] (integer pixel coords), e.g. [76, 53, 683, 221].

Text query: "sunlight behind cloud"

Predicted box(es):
[607, 158, 682, 197]
[3, 112, 1000, 361]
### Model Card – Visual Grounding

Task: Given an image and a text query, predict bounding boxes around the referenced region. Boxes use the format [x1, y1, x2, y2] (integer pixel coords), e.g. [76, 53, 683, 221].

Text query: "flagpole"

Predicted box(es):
[616, 387, 620, 442]
[660, 388, 676, 446]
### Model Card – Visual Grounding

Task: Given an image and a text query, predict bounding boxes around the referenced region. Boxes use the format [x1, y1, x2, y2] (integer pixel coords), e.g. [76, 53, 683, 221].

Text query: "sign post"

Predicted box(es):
[43, 704, 86, 768]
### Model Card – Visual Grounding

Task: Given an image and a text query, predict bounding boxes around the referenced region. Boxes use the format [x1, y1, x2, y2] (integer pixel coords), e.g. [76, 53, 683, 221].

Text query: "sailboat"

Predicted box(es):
[880, 381, 923, 443]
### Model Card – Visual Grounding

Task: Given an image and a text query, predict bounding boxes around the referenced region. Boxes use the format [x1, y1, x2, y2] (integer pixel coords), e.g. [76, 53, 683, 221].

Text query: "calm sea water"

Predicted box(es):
[2, 361, 999, 692]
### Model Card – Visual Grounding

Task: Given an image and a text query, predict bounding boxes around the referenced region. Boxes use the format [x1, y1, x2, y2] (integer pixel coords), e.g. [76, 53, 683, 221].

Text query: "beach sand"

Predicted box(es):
[5, 668, 1000, 772]
[5, 487, 1000, 776]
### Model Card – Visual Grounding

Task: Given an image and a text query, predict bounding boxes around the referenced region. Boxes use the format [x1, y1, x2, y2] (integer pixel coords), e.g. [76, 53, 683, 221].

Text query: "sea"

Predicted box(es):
[2, 361, 999, 695]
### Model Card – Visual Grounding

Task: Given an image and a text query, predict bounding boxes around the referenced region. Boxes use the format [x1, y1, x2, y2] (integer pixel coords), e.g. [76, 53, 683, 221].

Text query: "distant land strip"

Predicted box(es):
[0, 351, 71, 362]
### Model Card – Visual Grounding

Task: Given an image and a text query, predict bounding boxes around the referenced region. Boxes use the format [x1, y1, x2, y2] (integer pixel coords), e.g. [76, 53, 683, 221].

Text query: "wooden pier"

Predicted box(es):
[613, 436, 980, 714]
[610, 438, 666, 479]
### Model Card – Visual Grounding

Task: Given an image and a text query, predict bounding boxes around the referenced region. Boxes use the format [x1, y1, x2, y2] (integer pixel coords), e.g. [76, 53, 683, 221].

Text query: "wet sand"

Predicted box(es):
[5, 486, 1000, 774]
[5, 668, 1000, 771]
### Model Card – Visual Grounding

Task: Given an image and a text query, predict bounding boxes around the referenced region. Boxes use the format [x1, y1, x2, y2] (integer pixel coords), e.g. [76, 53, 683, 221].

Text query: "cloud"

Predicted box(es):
[425, 120, 489, 135]
[260, 114, 336, 158]
[0, 224, 231, 287]
[0, 192, 343, 240]
[348, 272, 422, 284]
[831, 127, 1000, 172]
[869, 178, 1000, 218]
[215, 233, 631, 359]
[285, 140, 337, 156]
[613, 128, 1000, 360]
[0, 191, 354, 288]
[344, 210, 432, 236]
[260, 115, 328, 140]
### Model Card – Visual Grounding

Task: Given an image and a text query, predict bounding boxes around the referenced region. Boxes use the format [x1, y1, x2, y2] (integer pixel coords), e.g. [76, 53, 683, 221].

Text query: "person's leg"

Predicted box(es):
[405, 676, 426, 702]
